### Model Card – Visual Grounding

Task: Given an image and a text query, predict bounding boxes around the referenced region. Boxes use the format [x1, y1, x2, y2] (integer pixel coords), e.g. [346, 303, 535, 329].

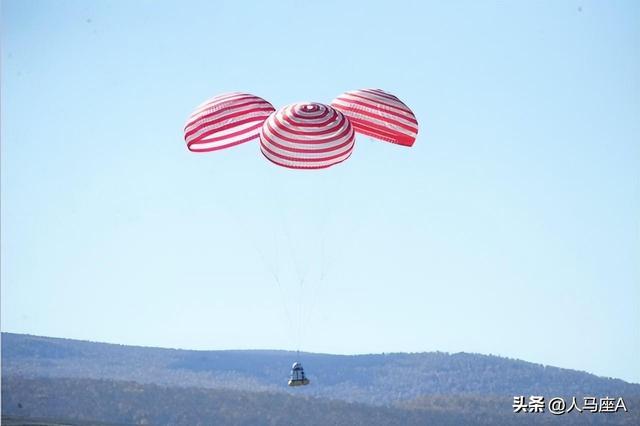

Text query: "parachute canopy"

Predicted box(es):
[331, 88, 418, 147]
[260, 102, 355, 169]
[184, 92, 275, 152]
[184, 89, 417, 168]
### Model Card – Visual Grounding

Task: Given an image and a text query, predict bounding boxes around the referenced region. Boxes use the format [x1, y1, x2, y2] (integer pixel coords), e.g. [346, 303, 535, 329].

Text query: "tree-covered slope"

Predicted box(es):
[2, 332, 637, 406]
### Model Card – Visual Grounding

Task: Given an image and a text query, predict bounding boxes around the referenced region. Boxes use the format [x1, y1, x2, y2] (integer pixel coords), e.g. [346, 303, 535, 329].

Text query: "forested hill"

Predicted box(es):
[3, 376, 638, 426]
[2, 332, 637, 405]
[2, 333, 639, 425]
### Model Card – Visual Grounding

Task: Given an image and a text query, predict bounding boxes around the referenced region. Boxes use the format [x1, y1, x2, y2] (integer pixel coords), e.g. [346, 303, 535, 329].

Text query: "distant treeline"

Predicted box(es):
[3, 376, 639, 425]
[2, 333, 638, 406]
[2, 332, 639, 425]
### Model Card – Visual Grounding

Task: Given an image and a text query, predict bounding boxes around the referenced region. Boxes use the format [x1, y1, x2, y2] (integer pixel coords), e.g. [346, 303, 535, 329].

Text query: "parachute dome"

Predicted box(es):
[184, 89, 417, 168]
[260, 102, 355, 169]
[184, 92, 275, 152]
[331, 88, 418, 147]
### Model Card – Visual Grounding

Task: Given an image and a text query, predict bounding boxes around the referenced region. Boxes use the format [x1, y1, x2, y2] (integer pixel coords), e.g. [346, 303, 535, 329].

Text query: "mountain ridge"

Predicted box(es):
[3, 331, 634, 384]
[3, 332, 639, 425]
[3, 332, 638, 401]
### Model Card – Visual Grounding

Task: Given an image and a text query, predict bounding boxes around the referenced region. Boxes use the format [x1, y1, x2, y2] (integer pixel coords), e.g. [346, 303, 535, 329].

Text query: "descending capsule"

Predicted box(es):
[288, 362, 310, 386]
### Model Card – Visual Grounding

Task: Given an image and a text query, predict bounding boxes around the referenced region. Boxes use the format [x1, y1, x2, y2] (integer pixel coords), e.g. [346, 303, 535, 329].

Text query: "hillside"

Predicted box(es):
[3, 376, 638, 426]
[2, 332, 639, 425]
[2, 333, 637, 405]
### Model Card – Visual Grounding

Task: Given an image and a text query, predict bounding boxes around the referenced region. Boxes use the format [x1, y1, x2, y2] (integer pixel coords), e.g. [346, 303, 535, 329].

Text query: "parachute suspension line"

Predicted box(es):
[255, 244, 295, 343]
[296, 276, 303, 357]
[266, 188, 300, 351]
[280, 209, 311, 356]
[298, 181, 331, 348]
[215, 188, 296, 352]
[233, 212, 295, 348]
[301, 170, 348, 339]
[273, 186, 308, 356]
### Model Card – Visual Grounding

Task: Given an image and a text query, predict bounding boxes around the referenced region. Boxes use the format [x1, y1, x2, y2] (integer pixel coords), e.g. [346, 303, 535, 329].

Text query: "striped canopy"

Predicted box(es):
[331, 88, 418, 147]
[184, 92, 275, 152]
[259, 102, 355, 169]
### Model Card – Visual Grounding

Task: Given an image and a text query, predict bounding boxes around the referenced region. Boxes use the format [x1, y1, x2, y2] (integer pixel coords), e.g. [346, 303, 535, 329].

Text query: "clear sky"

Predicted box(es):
[2, 0, 639, 383]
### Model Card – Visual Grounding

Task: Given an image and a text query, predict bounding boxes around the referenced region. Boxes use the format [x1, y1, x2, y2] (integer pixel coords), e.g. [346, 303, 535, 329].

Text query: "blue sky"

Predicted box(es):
[2, 0, 639, 383]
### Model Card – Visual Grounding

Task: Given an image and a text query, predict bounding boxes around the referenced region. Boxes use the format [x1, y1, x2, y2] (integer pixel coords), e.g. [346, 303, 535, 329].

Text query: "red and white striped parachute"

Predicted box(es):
[184, 92, 275, 152]
[260, 103, 355, 169]
[184, 89, 418, 168]
[331, 88, 418, 147]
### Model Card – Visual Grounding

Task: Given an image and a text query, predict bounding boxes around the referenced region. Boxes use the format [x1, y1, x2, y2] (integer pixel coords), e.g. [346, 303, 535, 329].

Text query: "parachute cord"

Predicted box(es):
[300, 169, 348, 344]
[257, 246, 295, 344]
[239, 222, 296, 349]
[275, 186, 306, 355]
[281, 209, 311, 356]
[298, 276, 308, 357]
[298, 211, 327, 353]
[220, 188, 296, 351]
[300, 276, 303, 357]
